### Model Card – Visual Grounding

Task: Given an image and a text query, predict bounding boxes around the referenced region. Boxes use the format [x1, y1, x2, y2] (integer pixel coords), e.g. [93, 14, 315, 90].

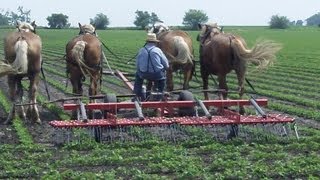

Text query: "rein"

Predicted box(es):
[126, 42, 147, 64]
[41, 59, 51, 100]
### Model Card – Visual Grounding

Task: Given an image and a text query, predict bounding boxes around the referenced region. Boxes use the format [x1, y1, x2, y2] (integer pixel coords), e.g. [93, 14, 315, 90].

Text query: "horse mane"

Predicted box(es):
[16, 21, 36, 33]
[79, 23, 97, 36]
[150, 22, 170, 35]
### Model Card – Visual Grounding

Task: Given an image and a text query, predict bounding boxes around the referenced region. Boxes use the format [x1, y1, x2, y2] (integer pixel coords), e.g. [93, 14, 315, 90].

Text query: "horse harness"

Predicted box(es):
[65, 32, 103, 87]
[199, 26, 236, 69]
[66, 34, 103, 77]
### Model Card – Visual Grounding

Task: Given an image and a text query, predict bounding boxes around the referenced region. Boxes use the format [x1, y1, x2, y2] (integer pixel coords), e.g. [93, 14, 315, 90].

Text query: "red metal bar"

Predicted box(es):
[49, 113, 294, 128]
[115, 70, 134, 91]
[63, 99, 268, 111]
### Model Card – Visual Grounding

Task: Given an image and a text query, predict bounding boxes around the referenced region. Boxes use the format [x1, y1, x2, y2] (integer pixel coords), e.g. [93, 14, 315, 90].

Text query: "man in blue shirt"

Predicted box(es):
[133, 33, 169, 101]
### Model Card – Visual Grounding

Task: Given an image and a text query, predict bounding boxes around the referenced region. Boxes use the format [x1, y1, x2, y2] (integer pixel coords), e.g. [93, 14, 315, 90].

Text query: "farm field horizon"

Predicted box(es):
[0, 26, 319, 178]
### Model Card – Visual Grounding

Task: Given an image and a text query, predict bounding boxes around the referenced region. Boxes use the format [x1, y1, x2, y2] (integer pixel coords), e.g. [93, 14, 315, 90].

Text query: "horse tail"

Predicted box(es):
[0, 61, 16, 77]
[171, 36, 193, 65]
[72, 41, 87, 66]
[231, 37, 282, 69]
[12, 38, 28, 74]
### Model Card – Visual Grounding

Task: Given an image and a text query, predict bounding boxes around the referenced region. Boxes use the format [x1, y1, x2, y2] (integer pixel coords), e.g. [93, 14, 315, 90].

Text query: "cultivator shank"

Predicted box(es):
[50, 98, 299, 144]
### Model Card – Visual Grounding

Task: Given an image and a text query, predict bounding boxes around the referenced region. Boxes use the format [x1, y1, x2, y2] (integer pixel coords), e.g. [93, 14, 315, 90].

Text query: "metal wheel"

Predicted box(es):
[103, 94, 117, 117]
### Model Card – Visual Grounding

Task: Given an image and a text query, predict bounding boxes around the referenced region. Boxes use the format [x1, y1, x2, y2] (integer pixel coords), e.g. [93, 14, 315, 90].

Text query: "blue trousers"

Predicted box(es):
[133, 71, 166, 101]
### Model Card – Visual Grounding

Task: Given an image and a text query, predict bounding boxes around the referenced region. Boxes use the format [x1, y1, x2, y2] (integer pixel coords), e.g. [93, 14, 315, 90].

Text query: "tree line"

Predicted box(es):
[1, 7, 320, 29]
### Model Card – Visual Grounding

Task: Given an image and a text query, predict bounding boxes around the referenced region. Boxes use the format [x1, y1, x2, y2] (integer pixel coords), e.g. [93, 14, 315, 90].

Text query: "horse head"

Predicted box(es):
[197, 23, 222, 44]
[148, 21, 169, 35]
[16, 21, 37, 34]
[78, 23, 97, 36]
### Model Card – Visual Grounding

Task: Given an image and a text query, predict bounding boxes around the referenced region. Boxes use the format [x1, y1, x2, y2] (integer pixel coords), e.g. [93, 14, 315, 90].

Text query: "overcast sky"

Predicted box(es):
[2, 0, 320, 27]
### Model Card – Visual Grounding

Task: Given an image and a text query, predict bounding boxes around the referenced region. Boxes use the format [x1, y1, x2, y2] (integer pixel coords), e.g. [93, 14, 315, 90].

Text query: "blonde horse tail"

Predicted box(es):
[232, 38, 282, 69]
[12, 39, 28, 74]
[72, 41, 94, 73]
[72, 41, 86, 65]
[170, 36, 193, 65]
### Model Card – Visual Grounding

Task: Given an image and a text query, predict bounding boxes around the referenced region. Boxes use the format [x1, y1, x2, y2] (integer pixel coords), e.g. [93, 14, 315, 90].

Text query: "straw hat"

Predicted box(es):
[146, 33, 159, 42]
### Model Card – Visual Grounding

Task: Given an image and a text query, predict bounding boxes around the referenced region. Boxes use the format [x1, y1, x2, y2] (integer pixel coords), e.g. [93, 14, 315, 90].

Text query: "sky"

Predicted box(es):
[2, 0, 320, 27]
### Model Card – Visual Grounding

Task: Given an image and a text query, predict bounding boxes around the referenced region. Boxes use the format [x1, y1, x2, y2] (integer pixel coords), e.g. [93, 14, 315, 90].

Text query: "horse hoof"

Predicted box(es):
[35, 119, 41, 124]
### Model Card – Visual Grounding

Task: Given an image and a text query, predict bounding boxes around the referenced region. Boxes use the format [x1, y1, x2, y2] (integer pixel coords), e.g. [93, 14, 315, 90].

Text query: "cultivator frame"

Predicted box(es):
[49, 70, 299, 143]
[49, 97, 299, 143]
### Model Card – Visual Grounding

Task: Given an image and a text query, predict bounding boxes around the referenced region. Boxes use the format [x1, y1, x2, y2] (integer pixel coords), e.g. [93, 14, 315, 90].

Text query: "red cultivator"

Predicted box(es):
[49, 70, 299, 144]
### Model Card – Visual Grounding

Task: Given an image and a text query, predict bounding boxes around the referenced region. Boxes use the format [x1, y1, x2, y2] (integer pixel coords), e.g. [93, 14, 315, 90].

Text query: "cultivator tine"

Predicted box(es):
[250, 97, 266, 118]
[134, 99, 144, 120]
[294, 123, 299, 139]
[196, 98, 212, 119]
[79, 100, 88, 122]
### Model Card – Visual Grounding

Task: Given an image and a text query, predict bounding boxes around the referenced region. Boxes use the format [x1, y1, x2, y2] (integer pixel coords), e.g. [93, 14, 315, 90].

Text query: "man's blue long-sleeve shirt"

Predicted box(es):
[136, 43, 169, 73]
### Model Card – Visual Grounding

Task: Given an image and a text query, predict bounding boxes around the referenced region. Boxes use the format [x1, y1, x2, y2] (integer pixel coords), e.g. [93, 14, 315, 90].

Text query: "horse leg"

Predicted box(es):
[201, 73, 209, 100]
[70, 73, 82, 119]
[166, 67, 174, 91]
[89, 76, 98, 97]
[235, 68, 245, 115]
[27, 74, 41, 123]
[88, 75, 99, 119]
[16, 78, 27, 121]
[5, 76, 17, 124]
[182, 64, 192, 90]
[218, 75, 228, 100]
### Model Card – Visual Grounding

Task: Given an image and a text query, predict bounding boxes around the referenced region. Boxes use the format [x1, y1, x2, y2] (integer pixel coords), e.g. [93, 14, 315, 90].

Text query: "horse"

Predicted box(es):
[65, 23, 102, 117]
[197, 23, 281, 114]
[3, 21, 42, 123]
[148, 22, 195, 91]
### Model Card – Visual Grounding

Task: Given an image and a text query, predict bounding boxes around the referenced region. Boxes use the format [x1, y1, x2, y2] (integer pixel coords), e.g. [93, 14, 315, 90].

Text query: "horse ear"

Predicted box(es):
[78, 23, 82, 29]
[31, 21, 37, 28]
[16, 20, 21, 28]
[145, 26, 149, 32]
[197, 23, 202, 30]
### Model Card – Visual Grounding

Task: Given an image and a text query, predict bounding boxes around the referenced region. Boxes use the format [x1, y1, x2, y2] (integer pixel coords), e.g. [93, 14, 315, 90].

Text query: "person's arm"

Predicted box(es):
[159, 50, 169, 69]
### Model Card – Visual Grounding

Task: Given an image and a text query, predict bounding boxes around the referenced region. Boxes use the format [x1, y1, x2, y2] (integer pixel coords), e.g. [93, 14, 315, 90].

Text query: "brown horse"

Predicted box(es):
[149, 22, 195, 91]
[197, 23, 281, 114]
[3, 21, 42, 123]
[65, 23, 102, 104]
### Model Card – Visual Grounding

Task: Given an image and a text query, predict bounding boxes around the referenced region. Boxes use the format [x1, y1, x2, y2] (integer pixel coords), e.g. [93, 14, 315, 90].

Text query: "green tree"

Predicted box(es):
[17, 6, 31, 22]
[296, 20, 303, 26]
[90, 13, 110, 29]
[305, 12, 320, 26]
[133, 10, 161, 29]
[150, 12, 160, 25]
[5, 6, 31, 25]
[46, 13, 69, 28]
[269, 15, 290, 29]
[0, 11, 10, 25]
[182, 9, 208, 30]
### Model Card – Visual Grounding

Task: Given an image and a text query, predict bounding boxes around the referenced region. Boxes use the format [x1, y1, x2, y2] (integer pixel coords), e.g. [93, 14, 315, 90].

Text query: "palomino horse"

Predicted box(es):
[197, 23, 281, 114]
[65, 23, 102, 116]
[3, 21, 42, 123]
[148, 22, 195, 91]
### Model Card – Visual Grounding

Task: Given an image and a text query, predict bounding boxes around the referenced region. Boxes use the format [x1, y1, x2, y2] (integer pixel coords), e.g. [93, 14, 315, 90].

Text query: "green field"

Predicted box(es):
[0, 27, 319, 179]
